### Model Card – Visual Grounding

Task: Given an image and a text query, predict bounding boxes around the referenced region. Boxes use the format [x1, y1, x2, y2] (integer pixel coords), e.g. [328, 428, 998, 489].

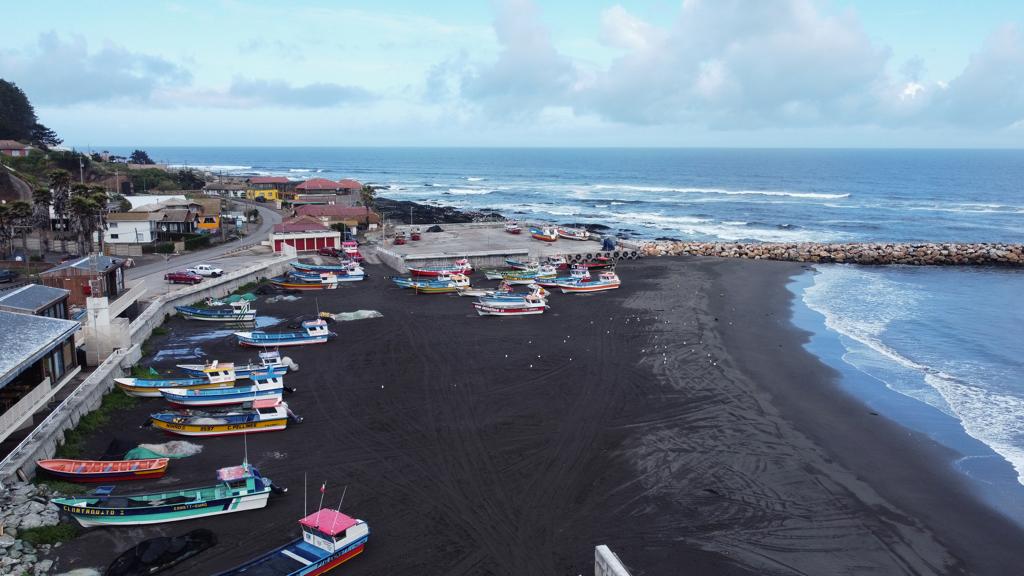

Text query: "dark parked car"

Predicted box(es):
[164, 271, 203, 284]
[0, 269, 17, 283]
[317, 247, 340, 257]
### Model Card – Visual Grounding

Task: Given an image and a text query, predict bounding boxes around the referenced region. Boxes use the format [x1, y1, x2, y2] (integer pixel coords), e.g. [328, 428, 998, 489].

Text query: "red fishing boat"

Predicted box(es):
[37, 458, 170, 483]
[505, 221, 522, 234]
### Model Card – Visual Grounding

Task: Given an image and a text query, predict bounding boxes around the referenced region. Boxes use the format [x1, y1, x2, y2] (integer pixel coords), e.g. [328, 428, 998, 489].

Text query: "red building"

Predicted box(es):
[270, 216, 341, 253]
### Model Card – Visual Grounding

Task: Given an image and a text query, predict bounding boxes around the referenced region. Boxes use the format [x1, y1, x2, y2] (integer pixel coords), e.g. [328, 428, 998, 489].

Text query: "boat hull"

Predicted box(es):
[407, 267, 471, 277]
[559, 282, 620, 293]
[152, 417, 288, 436]
[531, 233, 557, 242]
[37, 459, 169, 483]
[161, 388, 284, 407]
[215, 536, 367, 576]
[116, 380, 232, 398]
[176, 306, 257, 322]
[58, 490, 271, 527]
[475, 304, 546, 316]
[237, 336, 331, 347]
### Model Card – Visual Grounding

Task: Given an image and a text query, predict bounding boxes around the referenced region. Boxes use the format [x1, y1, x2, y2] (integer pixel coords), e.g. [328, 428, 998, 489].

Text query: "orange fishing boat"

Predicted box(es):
[37, 458, 170, 483]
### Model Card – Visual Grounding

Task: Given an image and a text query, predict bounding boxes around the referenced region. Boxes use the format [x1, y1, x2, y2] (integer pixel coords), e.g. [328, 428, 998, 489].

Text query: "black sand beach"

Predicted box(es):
[50, 258, 1024, 575]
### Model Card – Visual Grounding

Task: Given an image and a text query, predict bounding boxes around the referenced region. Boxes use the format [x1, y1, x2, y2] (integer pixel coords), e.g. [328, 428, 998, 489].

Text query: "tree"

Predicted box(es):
[32, 187, 52, 252]
[129, 149, 155, 165]
[48, 169, 72, 242]
[68, 185, 108, 254]
[0, 204, 13, 258]
[8, 201, 32, 252]
[0, 79, 60, 147]
[110, 193, 131, 212]
[174, 168, 205, 190]
[359, 184, 376, 209]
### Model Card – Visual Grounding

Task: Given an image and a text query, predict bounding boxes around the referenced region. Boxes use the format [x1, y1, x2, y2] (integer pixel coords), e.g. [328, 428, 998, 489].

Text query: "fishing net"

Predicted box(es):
[124, 441, 204, 460]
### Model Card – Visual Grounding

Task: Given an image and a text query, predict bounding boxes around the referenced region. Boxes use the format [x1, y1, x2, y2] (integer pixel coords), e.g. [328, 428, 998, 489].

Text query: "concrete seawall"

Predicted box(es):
[0, 256, 293, 483]
[642, 241, 1024, 266]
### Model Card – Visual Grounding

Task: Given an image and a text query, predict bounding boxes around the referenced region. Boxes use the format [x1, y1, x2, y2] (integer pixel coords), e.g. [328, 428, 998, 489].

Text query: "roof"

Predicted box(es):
[299, 509, 358, 536]
[190, 197, 221, 215]
[338, 179, 363, 190]
[43, 255, 124, 275]
[126, 195, 188, 210]
[0, 284, 69, 313]
[296, 178, 341, 191]
[0, 140, 28, 150]
[273, 215, 331, 234]
[107, 212, 163, 222]
[204, 182, 247, 190]
[249, 176, 289, 184]
[296, 205, 379, 219]
[159, 209, 196, 223]
[0, 311, 79, 388]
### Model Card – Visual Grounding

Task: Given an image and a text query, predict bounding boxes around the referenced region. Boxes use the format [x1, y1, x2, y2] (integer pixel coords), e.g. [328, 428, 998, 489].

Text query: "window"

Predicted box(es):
[110, 234, 119, 239]
[109, 222, 118, 228]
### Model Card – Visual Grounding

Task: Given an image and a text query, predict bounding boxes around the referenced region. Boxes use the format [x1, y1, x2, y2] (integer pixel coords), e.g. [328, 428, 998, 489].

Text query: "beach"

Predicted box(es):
[50, 257, 1024, 575]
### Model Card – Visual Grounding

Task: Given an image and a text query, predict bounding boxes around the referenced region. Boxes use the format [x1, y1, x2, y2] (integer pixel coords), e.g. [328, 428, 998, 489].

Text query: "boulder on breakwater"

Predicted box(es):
[640, 241, 1024, 266]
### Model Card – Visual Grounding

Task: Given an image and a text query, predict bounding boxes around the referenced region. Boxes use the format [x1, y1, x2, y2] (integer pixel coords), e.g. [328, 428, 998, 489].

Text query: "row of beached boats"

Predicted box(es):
[503, 221, 590, 242]
[40, 250, 370, 574]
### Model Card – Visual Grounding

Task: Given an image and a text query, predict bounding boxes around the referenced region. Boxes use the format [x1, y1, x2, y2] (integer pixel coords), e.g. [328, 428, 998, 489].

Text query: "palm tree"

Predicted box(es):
[32, 187, 52, 253]
[8, 201, 32, 253]
[48, 169, 72, 246]
[359, 185, 376, 228]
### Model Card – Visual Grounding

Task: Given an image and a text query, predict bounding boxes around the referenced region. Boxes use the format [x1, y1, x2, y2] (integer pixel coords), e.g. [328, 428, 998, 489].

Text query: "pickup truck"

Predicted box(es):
[317, 247, 340, 258]
[186, 264, 224, 277]
[164, 271, 203, 284]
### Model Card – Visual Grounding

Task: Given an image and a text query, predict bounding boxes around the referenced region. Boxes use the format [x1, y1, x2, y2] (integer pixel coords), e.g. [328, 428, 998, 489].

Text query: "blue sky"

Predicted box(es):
[2, 0, 1023, 147]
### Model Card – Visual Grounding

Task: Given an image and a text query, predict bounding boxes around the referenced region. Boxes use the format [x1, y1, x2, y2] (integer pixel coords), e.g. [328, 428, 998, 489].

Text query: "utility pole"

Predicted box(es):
[79, 156, 85, 184]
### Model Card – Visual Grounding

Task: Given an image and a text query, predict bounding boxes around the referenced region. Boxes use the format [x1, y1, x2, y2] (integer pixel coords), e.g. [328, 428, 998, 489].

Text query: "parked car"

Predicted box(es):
[164, 271, 203, 285]
[186, 264, 224, 277]
[317, 247, 340, 258]
[0, 269, 17, 283]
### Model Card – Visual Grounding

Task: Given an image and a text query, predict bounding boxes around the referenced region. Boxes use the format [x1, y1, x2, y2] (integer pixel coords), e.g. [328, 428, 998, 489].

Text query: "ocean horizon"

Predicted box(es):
[108, 146, 1024, 515]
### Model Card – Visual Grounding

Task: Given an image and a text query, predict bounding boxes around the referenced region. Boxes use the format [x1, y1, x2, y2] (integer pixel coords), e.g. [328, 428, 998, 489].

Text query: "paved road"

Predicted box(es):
[125, 203, 283, 298]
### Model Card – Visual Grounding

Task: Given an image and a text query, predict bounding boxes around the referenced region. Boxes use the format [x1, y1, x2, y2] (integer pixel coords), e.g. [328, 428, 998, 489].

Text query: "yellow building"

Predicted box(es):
[246, 189, 281, 201]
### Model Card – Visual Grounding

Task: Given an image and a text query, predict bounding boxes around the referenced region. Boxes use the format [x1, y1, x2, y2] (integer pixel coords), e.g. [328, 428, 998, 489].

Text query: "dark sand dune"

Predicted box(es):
[51, 258, 1024, 575]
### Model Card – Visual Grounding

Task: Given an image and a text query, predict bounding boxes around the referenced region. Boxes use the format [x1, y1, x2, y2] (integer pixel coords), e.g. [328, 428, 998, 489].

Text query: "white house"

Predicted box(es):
[105, 212, 161, 244]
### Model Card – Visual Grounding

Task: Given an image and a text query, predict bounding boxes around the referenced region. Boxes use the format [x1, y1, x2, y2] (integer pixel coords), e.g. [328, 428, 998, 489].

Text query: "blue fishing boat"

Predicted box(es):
[271, 272, 339, 291]
[53, 463, 280, 527]
[235, 319, 335, 348]
[291, 267, 364, 283]
[177, 352, 289, 379]
[292, 261, 361, 274]
[215, 507, 369, 576]
[150, 401, 299, 436]
[175, 300, 257, 322]
[160, 374, 288, 407]
[115, 363, 238, 398]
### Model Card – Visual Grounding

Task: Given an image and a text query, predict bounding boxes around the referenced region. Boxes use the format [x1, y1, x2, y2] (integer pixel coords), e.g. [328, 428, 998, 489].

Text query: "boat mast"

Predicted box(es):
[328, 486, 348, 534]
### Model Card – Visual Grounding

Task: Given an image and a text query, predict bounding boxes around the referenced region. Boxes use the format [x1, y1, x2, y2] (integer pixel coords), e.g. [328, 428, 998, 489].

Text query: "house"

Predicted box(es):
[246, 176, 290, 203]
[125, 194, 188, 210]
[203, 182, 248, 198]
[190, 197, 222, 232]
[154, 209, 198, 236]
[40, 254, 126, 307]
[0, 140, 31, 157]
[270, 216, 341, 254]
[104, 212, 162, 244]
[0, 310, 80, 442]
[294, 205, 381, 228]
[0, 283, 71, 319]
[338, 179, 363, 193]
[295, 178, 346, 193]
[288, 193, 357, 207]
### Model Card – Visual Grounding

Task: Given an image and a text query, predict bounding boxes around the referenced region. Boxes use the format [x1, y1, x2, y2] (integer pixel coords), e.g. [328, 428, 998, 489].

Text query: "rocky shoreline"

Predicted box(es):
[640, 241, 1024, 266]
[0, 482, 62, 575]
[373, 197, 505, 224]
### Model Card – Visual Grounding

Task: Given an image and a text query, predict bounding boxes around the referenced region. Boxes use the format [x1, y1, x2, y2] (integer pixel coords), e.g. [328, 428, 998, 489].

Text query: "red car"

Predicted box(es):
[164, 271, 203, 284]
[317, 247, 340, 257]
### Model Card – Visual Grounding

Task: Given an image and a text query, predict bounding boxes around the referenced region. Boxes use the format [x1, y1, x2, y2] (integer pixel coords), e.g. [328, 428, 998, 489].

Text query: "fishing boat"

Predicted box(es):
[504, 258, 539, 271]
[578, 256, 614, 270]
[410, 274, 470, 294]
[270, 272, 339, 291]
[545, 255, 569, 269]
[558, 271, 621, 293]
[292, 261, 359, 274]
[175, 299, 258, 322]
[474, 294, 548, 316]
[536, 264, 591, 287]
[160, 375, 287, 408]
[530, 227, 558, 242]
[53, 463, 279, 527]
[556, 227, 589, 240]
[407, 258, 473, 277]
[341, 241, 363, 262]
[504, 221, 522, 235]
[177, 351, 289, 380]
[37, 458, 169, 483]
[236, 319, 335, 348]
[214, 508, 369, 576]
[116, 363, 238, 398]
[483, 264, 557, 284]
[150, 401, 299, 437]
[291, 266, 364, 283]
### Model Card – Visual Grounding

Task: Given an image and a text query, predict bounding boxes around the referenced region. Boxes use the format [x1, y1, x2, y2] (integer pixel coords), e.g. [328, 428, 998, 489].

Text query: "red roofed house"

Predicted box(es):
[294, 204, 381, 229]
[270, 215, 341, 254]
[285, 178, 364, 208]
[0, 140, 31, 157]
[337, 179, 363, 193]
[246, 176, 291, 203]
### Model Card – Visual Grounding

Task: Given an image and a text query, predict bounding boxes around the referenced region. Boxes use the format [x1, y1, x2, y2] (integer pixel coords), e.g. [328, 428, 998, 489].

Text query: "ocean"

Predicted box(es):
[110, 147, 1024, 513]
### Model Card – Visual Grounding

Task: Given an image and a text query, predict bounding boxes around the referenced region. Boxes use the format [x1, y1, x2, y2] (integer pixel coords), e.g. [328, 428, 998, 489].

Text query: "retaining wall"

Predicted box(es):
[0, 255, 293, 484]
[642, 241, 1024, 266]
[595, 545, 632, 576]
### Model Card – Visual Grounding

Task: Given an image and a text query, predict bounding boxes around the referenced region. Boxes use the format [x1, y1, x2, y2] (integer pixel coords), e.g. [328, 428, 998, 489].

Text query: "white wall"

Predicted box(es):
[125, 194, 186, 209]
[105, 220, 154, 244]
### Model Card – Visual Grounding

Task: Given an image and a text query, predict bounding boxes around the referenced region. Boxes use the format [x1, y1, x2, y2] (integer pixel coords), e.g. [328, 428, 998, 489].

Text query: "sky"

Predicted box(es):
[2, 0, 1023, 148]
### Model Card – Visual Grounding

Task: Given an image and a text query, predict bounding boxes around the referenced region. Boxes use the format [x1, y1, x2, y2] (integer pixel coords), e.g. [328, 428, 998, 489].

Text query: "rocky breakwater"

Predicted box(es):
[0, 482, 64, 575]
[640, 241, 1024, 266]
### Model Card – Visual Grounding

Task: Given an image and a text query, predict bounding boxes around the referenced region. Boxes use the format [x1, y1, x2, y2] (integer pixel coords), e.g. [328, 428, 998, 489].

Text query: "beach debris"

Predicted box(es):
[325, 310, 384, 322]
[265, 295, 302, 303]
[125, 441, 204, 460]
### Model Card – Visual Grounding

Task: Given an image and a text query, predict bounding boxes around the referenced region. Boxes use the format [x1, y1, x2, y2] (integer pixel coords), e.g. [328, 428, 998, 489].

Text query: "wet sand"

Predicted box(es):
[51, 258, 1024, 575]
